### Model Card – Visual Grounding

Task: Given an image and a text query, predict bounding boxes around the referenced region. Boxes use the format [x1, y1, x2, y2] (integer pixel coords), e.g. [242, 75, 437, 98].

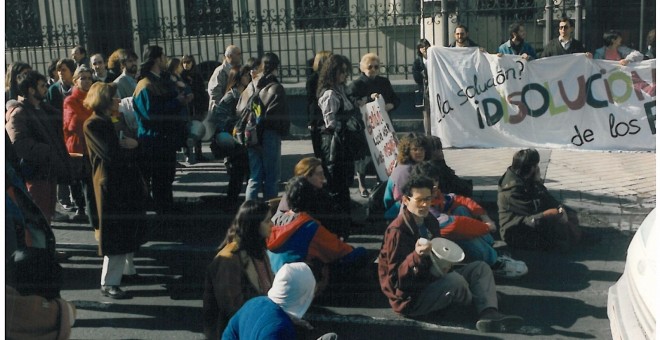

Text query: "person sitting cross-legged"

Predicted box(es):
[378, 174, 524, 333]
[412, 161, 527, 279]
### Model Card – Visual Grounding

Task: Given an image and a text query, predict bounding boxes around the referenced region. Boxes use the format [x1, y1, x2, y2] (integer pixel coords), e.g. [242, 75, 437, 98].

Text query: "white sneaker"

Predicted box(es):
[492, 255, 528, 279]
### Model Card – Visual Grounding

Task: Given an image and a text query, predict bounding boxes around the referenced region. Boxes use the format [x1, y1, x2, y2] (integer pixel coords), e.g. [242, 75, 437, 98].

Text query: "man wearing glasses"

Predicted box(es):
[540, 17, 590, 58]
[378, 175, 524, 333]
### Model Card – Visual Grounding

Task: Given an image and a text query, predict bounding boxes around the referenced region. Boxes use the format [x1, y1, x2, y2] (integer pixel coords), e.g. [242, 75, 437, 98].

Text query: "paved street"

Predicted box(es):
[52, 140, 656, 339]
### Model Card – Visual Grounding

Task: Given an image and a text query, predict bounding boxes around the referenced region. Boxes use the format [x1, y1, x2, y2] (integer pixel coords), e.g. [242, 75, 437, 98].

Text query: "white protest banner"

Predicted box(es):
[427, 47, 656, 151]
[361, 96, 398, 181]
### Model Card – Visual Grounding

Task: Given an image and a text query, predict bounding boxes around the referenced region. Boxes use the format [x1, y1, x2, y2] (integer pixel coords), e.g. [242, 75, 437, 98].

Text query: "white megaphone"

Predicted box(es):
[425, 238, 465, 278]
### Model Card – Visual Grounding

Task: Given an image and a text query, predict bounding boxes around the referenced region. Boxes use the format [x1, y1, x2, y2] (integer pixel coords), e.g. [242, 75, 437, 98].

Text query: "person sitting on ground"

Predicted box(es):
[594, 30, 644, 65]
[383, 132, 428, 220]
[425, 135, 473, 197]
[222, 262, 338, 340]
[412, 162, 528, 279]
[267, 176, 368, 295]
[203, 200, 275, 340]
[277, 157, 352, 239]
[497, 149, 585, 251]
[378, 174, 524, 333]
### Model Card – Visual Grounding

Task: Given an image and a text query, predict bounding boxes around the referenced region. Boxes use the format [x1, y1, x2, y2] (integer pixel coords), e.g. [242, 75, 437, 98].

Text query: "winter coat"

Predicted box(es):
[203, 241, 274, 340]
[378, 208, 441, 314]
[5, 100, 72, 182]
[83, 112, 146, 255]
[497, 167, 560, 240]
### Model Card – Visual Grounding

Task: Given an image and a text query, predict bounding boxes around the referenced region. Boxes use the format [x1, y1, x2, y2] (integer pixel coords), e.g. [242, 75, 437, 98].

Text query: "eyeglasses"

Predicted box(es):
[367, 64, 380, 71]
[559, 25, 569, 30]
[407, 196, 433, 204]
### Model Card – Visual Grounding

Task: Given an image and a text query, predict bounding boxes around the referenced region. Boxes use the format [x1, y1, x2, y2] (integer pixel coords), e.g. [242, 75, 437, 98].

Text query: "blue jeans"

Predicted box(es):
[438, 206, 498, 266]
[246, 129, 281, 201]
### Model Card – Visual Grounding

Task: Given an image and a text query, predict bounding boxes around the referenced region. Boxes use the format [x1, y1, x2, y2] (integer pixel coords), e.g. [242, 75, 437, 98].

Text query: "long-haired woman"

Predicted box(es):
[203, 200, 274, 339]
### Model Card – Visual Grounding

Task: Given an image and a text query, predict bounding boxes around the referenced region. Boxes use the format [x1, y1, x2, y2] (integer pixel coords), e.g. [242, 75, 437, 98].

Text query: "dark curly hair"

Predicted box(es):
[317, 54, 351, 98]
[396, 132, 429, 164]
[285, 176, 317, 213]
[220, 200, 271, 259]
[401, 174, 434, 197]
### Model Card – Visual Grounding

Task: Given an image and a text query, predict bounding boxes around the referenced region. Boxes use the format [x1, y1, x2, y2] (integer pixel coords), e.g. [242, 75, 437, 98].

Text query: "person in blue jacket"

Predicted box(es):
[497, 22, 537, 60]
[222, 262, 337, 340]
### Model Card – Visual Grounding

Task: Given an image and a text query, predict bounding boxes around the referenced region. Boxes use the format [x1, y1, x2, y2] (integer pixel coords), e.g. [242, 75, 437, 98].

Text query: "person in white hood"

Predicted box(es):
[222, 262, 337, 340]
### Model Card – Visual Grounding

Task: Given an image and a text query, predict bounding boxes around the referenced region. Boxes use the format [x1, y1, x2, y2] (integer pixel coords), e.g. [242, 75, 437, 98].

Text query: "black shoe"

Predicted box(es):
[101, 286, 129, 299]
[476, 309, 523, 333]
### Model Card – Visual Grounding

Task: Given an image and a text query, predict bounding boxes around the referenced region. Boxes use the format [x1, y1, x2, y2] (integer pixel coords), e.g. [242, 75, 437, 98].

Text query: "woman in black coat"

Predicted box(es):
[347, 53, 399, 197]
[83, 82, 146, 299]
[412, 39, 431, 136]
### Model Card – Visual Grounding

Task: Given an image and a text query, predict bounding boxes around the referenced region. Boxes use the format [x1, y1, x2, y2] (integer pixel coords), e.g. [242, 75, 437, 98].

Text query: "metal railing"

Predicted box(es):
[5, 0, 602, 83]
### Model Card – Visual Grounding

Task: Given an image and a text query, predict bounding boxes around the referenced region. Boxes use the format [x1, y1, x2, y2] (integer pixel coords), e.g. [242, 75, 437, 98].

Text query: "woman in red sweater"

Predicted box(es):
[63, 65, 97, 226]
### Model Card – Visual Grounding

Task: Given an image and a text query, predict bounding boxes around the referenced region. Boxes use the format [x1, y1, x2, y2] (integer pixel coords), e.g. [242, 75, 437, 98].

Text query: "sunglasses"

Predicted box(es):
[367, 64, 380, 70]
[559, 25, 570, 30]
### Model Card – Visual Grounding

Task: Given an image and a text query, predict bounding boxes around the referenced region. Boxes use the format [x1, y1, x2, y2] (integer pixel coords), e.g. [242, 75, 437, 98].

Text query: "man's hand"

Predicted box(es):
[542, 208, 561, 219]
[119, 137, 138, 149]
[415, 239, 432, 257]
[619, 59, 630, 66]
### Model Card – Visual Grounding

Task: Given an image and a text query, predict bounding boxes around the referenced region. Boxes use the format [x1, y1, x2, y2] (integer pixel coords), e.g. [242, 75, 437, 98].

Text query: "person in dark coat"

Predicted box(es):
[412, 39, 431, 136]
[540, 17, 589, 58]
[181, 55, 210, 161]
[347, 52, 400, 198]
[83, 82, 147, 299]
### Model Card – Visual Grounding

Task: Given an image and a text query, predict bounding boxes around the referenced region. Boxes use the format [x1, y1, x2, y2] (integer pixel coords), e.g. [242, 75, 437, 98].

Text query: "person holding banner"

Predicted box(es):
[497, 149, 586, 251]
[497, 22, 537, 60]
[594, 30, 644, 66]
[540, 18, 589, 58]
[347, 53, 400, 198]
[317, 54, 360, 212]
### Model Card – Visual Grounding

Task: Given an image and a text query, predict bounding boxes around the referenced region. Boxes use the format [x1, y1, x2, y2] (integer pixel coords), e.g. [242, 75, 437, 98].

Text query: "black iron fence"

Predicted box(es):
[5, 0, 654, 83]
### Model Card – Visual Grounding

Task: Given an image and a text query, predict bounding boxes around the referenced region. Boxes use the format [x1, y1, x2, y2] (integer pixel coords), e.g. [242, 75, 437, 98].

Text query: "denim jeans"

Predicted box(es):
[246, 129, 281, 201]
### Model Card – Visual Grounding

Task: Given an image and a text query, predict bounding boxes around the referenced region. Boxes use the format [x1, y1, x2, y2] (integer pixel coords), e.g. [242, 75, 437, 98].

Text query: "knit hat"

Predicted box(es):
[267, 262, 316, 320]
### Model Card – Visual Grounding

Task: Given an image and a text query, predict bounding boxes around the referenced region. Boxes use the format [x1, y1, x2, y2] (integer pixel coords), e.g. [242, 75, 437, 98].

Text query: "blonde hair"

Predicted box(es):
[293, 157, 323, 177]
[359, 53, 380, 71]
[83, 82, 117, 113]
[312, 51, 332, 72]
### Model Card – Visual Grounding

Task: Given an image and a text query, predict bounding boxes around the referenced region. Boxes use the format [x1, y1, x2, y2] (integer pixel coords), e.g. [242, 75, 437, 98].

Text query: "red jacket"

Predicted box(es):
[430, 192, 490, 240]
[63, 87, 92, 154]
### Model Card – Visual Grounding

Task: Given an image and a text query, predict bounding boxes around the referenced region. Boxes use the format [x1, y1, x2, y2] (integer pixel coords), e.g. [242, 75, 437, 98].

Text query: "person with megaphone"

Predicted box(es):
[378, 175, 524, 333]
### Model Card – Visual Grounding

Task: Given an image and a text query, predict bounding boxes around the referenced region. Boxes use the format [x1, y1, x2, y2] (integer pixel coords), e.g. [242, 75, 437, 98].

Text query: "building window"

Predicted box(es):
[185, 0, 234, 35]
[5, 0, 42, 48]
[295, 0, 348, 29]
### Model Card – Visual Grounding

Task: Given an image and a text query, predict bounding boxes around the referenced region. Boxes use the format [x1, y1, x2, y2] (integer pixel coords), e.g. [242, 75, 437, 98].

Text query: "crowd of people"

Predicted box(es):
[4, 18, 654, 339]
